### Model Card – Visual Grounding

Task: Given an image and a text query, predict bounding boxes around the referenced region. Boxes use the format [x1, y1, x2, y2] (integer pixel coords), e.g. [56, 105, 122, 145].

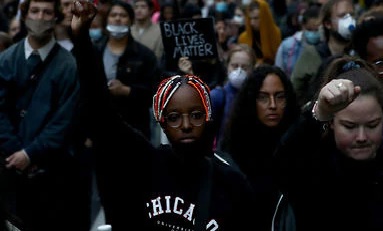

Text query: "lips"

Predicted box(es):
[266, 114, 280, 120]
[179, 137, 196, 143]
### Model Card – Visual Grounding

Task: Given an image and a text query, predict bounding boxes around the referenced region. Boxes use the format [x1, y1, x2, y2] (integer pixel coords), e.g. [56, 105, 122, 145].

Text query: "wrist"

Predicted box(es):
[312, 100, 333, 121]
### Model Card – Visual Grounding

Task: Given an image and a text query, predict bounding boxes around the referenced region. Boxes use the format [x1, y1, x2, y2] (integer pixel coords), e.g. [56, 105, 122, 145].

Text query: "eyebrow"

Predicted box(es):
[258, 91, 285, 95]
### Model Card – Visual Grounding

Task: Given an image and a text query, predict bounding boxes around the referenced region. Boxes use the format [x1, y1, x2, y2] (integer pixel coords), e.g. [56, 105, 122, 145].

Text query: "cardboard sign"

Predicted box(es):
[160, 17, 218, 60]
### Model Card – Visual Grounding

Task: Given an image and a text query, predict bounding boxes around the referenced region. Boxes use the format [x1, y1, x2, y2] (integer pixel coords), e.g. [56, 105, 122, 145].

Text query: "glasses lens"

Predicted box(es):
[374, 60, 383, 75]
[166, 112, 181, 128]
[256, 93, 286, 106]
[190, 111, 206, 126]
[165, 111, 206, 128]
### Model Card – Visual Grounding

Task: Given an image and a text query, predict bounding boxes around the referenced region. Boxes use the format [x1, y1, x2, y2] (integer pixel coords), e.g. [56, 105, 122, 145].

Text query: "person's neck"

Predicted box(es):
[107, 36, 128, 54]
[328, 36, 348, 56]
[27, 34, 53, 50]
[135, 18, 151, 29]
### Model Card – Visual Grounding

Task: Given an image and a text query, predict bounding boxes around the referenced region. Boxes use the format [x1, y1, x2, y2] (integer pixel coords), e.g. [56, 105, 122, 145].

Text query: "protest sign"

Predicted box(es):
[160, 17, 218, 60]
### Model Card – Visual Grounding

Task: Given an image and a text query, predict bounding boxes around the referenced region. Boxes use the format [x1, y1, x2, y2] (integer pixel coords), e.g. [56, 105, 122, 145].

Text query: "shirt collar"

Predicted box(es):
[25, 36, 56, 61]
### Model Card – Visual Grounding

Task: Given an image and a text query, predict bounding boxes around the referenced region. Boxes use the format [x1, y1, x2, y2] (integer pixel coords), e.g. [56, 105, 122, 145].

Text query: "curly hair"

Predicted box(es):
[219, 64, 300, 154]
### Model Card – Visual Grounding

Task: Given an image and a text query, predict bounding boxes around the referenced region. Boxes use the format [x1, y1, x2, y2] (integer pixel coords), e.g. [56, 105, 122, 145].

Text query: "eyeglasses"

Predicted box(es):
[164, 111, 206, 128]
[256, 92, 286, 107]
[374, 60, 383, 75]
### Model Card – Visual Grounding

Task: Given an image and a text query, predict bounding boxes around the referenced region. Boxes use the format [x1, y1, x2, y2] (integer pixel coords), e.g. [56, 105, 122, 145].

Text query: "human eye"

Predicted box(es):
[367, 119, 382, 129]
[44, 9, 54, 16]
[109, 12, 118, 17]
[256, 93, 268, 102]
[240, 65, 250, 72]
[190, 111, 205, 120]
[231, 63, 239, 69]
[342, 122, 356, 129]
[166, 112, 180, 122]
[276, 92, 286, 100]
[29, 8, 40, 14]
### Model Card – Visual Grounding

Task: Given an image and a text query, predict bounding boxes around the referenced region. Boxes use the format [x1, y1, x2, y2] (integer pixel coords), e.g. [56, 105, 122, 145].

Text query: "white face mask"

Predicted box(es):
[337, 13, 355, 40]
[228, 68, 247, 89]
[242, 0, 251, 6]
[106, 25, 129, 39]
[233, 15, 244, 26]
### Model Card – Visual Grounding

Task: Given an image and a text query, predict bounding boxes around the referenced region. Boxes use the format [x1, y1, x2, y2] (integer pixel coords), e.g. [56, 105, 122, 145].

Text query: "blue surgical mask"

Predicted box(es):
[215, 2, 228, 13]
[89, 28, 103, 41]
[304, 31, 321, 45]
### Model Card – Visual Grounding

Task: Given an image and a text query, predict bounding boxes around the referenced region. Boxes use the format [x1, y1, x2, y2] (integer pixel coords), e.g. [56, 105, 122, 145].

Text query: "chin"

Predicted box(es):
[348, 148, 376, 161]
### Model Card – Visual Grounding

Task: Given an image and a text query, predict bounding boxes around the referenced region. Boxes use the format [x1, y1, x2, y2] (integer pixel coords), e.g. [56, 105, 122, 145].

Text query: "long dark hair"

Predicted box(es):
[219, 64, 300, 155]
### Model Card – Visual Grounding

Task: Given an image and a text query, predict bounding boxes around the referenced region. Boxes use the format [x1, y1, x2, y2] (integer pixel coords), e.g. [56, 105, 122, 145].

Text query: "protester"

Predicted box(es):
[210, 43, 256, 147]
[275, 4, 321, 78]
[218, 64, 300, 231]
[274, 55, 383, 230]
[83, 0, 160, 224]
[238, 0, 282, 65]
[351, 6, 383, 78]
[0, 0, 82, 230]
[71, 1, 257, 230]
[290, 0, 356, 108]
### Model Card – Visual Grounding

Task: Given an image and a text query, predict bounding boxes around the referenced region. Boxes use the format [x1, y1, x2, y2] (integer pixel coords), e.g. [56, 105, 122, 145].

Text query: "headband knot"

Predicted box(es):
[342, 61, 360, 72]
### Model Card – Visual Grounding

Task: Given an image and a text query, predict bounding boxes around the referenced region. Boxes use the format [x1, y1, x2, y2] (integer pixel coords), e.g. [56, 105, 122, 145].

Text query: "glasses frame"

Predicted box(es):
[256, 92, 287, 107]
[164, 110, 206, 128]
[374, 60, 383, 75]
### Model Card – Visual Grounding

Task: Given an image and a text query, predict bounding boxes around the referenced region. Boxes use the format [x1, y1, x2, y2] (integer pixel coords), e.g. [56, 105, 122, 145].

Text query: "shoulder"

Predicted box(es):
[132, 40, 156, 58]
[211, 152, 254, 195]
[213, 152, 231, 166]
[149, 23, 161, 33]
[213, 152, 244, 178]
[0, 41, 22, 60]
[56, 45, 76, 63]
[210, 86, 226, 105]
[210, 86, 225, 97]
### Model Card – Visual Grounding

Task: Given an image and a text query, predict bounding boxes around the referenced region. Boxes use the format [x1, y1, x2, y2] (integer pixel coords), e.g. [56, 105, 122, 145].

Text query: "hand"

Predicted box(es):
[71, 0, 97, 35]
[315, 79, 361, 121]
[178, 57, 193, 74]
[108, 79, 131, 96]
[6, 150, 30, 171]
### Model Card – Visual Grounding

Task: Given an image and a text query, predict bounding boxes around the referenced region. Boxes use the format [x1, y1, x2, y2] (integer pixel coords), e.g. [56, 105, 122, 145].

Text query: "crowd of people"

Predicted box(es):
[0, 0, 383, 230]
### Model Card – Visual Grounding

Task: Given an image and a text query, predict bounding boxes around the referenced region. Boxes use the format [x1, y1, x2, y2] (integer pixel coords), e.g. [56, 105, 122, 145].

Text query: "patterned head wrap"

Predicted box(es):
[152, 74, 212, 123]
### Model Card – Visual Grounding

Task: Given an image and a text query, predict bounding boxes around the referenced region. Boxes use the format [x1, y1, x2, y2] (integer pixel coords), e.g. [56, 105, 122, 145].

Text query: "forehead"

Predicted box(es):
[110, 5, 128, 14]
[29, 1, 54, 9]
[165, 85, 204, 111]
[305, 18, 320, 28]
[229, 50, 251, 63]
[60, 0, 71, 6]
[250, 8, 260, 16]
[367, 35, 383, 62]
[336, 95, 383, 121]
[332, 0, 354, 17]
[135, 0, 149, 7]
[260, 74, 285, 92]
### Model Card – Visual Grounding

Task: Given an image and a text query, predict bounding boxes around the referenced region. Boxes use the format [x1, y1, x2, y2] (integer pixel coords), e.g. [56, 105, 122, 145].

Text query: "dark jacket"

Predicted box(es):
[94, 34, 160, 138]
[73, 30, 257, 231]
[274, 109, 383, 231]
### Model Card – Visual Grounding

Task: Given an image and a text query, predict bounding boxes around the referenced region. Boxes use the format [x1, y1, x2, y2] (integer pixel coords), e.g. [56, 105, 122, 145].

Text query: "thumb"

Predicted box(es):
[350, 86, 361, 102]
